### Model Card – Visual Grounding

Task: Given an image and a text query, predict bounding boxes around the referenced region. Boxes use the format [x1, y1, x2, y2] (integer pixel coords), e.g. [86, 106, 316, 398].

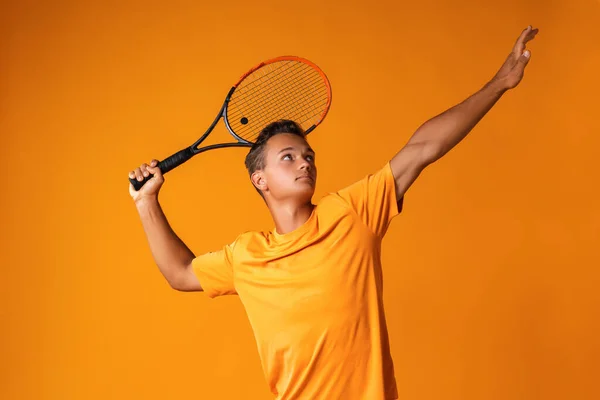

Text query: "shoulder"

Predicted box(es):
[319, 190, 352, 207]
[333, 162, 395, 196]
[312, 190, 359, 220]
[228, 230, 272, 253]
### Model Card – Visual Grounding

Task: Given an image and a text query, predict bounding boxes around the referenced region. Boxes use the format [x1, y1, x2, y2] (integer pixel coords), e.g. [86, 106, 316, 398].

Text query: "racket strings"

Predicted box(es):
[228, 62, 309, 117]
[230, 64, 308, 116]
[232, 64, 325, 118]
[229, 74, 325, 129]
[227, 59, 330, 142]
[233, 61, 298, 98]
[243, 98, 329, 143]
[243, 92, 329, 142]
[232, 75, 327, 139]
[238, 89, 328, 143]
[244, 86, 328, 141]
[239, 64, 323, 112]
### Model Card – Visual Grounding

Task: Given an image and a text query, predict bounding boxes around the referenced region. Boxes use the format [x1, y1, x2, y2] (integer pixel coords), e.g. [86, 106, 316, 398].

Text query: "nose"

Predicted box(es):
[299, 159, 312, 171]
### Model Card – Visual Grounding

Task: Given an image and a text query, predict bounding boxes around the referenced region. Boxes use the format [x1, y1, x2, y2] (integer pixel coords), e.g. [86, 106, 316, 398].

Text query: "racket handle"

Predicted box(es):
[129, 147, 195, 191]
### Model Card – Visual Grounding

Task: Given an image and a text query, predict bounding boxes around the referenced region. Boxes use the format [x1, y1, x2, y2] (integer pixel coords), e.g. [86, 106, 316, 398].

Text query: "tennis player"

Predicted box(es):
[129, 26, 538, 400]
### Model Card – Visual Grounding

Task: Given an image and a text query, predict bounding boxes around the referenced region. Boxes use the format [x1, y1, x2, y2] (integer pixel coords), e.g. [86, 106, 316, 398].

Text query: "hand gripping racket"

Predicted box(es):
[129, 56, 332, 191]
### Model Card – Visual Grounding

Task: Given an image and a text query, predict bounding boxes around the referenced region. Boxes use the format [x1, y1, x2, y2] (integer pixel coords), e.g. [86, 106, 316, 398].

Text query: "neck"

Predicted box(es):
[269, 201, 315, 235]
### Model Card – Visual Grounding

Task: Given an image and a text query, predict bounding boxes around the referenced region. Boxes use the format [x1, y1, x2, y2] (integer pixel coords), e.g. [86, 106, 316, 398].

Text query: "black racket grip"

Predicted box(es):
[129, 147, 195, 191]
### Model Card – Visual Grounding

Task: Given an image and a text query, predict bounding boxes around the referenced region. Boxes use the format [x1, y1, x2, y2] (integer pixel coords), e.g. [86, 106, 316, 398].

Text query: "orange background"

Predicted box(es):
[1, 0, 599, 399]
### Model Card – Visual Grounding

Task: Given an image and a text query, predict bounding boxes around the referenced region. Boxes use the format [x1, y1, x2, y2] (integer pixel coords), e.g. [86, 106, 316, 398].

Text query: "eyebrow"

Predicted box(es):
[277, 146, 315, 155]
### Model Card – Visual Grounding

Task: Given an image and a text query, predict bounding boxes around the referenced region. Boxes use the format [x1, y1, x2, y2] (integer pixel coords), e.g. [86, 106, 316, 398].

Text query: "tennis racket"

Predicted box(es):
[129, 56, 332, 191]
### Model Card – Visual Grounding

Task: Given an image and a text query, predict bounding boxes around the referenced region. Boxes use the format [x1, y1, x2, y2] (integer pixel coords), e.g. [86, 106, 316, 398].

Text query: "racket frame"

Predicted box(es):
[130, 55, 331, 191]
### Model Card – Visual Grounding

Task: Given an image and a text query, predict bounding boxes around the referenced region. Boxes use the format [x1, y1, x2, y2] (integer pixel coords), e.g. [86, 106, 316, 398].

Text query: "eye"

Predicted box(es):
[282, 153, 293, 160]
[306, 154, 315, 162]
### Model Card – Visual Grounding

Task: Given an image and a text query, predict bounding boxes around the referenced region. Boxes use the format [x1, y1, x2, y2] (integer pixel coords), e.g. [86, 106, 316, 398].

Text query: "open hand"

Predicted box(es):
[492, 25, 539, 90]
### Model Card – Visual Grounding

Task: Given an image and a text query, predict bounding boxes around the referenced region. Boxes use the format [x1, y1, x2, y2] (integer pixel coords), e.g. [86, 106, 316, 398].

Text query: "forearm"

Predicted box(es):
[410, 78, 506, 163]
[135, 196, 195, 284]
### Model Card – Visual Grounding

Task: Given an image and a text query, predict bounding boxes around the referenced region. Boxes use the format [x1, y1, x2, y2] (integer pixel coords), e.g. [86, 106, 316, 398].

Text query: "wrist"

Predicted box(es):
[134, 194, 159, 209]
[486, 78, 510, 96]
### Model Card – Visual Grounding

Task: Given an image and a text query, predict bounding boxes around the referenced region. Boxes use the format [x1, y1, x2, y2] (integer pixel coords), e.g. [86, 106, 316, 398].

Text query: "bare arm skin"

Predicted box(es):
[129, 160, 202, 292]
[390, 26, 539, 200]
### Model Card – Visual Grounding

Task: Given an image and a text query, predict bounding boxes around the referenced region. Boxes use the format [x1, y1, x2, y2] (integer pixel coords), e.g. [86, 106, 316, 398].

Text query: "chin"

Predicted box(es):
[295, 185, 315, 200]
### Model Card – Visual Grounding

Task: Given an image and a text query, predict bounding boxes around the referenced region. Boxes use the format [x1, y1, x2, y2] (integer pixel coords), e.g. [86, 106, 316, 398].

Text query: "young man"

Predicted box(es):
[129, 26, 538, 400]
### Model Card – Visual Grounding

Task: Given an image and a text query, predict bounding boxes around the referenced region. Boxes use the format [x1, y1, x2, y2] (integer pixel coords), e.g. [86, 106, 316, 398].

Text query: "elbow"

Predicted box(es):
[166, 263, 202, 292]
[169, 280, 184, 291]
[163, 268, 186, 291]
[168, 273, 193, 292]
[421, 142, 445, 166]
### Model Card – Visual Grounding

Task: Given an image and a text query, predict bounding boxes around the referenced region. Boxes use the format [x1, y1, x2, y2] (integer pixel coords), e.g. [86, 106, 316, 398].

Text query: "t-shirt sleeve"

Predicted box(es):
[192, 240, 237, 299]
[336, 161, 403, 238]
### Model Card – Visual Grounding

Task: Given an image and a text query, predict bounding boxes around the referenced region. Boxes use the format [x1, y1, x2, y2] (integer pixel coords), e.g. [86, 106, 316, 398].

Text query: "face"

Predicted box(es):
[252, 133, 317, 203]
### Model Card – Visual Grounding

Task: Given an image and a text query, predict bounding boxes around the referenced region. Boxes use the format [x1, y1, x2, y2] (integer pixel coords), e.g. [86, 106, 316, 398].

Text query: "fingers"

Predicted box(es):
[128, 159, 160, 181]
[523, 27, 539, 45]
[513, 27, 529, 55]
[511, 25, 538, 60]
[146, 159, 161, 176]
[519, 25, 534, 40]
[128, 166, 143, 182]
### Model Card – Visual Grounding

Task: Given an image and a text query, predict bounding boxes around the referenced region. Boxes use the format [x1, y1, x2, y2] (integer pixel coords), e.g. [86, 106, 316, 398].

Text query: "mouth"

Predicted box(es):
[296, 175, 314, 182]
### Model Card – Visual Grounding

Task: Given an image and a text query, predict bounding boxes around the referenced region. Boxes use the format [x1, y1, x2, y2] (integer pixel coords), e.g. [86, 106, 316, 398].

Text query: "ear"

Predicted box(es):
[251, 170, 268, 192]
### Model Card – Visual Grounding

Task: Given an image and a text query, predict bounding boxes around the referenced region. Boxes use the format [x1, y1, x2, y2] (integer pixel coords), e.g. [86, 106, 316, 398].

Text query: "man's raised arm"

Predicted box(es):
[389, 25, 539, 201]
[129, 159, 203, 292]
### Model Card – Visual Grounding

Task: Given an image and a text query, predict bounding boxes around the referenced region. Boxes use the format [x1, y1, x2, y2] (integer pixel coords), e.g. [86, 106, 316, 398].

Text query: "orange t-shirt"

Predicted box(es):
[193, 162, 402, 399]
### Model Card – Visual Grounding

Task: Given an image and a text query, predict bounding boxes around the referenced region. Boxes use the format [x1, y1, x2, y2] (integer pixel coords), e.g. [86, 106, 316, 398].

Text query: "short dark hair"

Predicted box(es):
[245, 119, 306, 197]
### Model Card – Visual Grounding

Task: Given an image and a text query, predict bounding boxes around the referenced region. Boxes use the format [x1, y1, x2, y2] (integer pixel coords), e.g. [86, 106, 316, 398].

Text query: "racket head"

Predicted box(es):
[223, 56, 332, 144]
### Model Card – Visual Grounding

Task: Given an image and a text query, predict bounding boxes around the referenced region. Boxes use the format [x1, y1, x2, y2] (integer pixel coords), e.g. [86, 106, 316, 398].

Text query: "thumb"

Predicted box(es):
[147, 165, 163, 177]
[518, 50, 531, 66]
